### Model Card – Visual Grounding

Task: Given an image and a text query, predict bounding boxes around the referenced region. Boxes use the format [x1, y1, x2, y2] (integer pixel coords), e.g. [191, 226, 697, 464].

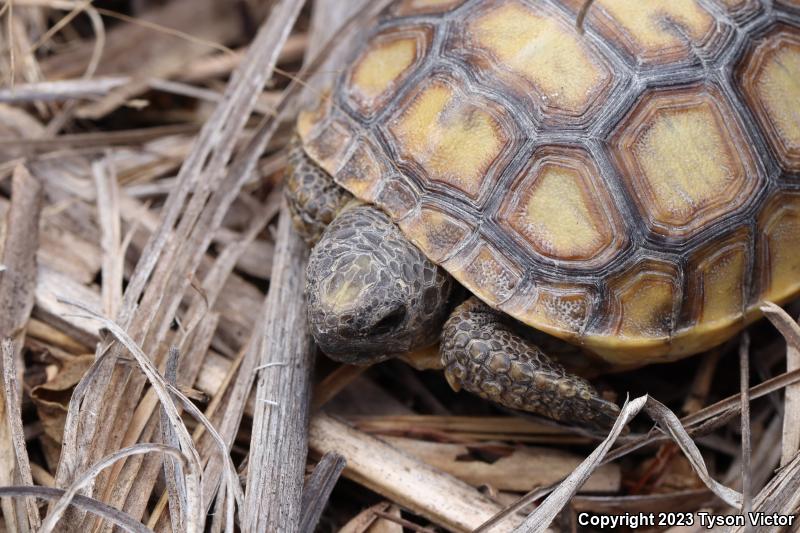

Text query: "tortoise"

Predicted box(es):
[286, 0, 800, 430]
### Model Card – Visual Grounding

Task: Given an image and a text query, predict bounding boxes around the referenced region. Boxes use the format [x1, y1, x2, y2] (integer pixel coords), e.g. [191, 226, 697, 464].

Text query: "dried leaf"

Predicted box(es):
[500, 396, 742, 533]
[510, 396, 647, 533]
[161, 347, 187, 533]
[40, 443, 186, 533]
[60, 299, 244, 530]
[309, 413, 523, 532]
[299, 452, 347, 532]
[0, 164, 43, 533]
[761, 302, 800, 465]
[29, 354, 94, 445]
[739, 334, 752, 517]
[0, 486, 152, 533]
[92, 158, 123, 319]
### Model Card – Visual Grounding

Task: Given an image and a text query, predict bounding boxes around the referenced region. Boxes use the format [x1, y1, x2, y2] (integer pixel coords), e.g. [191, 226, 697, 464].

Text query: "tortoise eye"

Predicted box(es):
[372, 307, 407, 335]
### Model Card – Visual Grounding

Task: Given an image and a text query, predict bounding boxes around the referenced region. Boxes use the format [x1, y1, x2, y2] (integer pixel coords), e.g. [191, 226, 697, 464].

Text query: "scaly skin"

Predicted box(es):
[286, 137, 352, 245]
[288, 142, 621, 429]
[441, 298, 620, 430]
[306, 204, 453, 363]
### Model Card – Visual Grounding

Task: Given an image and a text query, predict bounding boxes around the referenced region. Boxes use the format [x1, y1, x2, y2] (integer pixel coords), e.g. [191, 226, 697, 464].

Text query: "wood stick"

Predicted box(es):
[243, 206, 314, 532]
[2, 341, 40, 533]
[26, 318, 90, 354]
[348, 414, 588, 444]
[0, 77, 129, 103]
[240, 0, 367, 528]
[32, 265, 101, 348]
[382, 436, 620, 493]
[0, 165, 43, 533]
[681, 348, 722, 415]
[0, 124, 201, 151]
[0, 165, 43, 344]
[299, 452, 347, 533]
[312, 364, 368, 410]
[308, 414, 525, 532]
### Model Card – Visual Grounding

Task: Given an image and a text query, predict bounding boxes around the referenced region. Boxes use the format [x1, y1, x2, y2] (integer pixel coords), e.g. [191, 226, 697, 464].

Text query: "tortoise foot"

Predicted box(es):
[441, 298, 620, 431]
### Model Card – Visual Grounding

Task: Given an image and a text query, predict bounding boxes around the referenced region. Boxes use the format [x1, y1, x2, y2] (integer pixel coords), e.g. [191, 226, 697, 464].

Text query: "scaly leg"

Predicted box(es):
[441, 298, 620, 431]
[285, 137, 353, 245]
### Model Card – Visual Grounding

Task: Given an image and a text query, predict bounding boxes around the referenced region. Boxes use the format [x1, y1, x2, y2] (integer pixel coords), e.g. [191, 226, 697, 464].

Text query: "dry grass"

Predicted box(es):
[1, 1, 799, 532]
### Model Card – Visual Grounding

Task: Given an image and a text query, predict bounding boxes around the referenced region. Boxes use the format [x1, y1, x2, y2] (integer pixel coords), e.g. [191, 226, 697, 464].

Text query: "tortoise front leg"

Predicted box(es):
[441, 298, 620, 431]
[286, 137, 353, 245]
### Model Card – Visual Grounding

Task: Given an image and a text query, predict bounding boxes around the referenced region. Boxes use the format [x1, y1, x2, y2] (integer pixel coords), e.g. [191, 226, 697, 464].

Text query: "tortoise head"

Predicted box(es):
[306, 204, 452, 364]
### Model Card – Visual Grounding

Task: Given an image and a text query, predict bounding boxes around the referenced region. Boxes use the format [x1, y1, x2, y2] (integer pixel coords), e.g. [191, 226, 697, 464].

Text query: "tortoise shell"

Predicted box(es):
[297, 0, 800, 365]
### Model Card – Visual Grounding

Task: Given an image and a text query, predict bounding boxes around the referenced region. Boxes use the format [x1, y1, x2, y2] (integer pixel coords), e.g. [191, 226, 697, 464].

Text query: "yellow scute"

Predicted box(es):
[526, 287, 590, 335]
[633, 102, 741, 227]
[469, 2, 608, 114]
[389, 81, 505, 198]
[698, 247, 745, 324]
[351, 37, 418, 102]
[617, 275, 675, 338]
[296, 94, 331, 140]
[595, 0, 714, 53]
[518, 165, 606, 260]
[763, 199, 800, 303]
[755, 42, 800, 157]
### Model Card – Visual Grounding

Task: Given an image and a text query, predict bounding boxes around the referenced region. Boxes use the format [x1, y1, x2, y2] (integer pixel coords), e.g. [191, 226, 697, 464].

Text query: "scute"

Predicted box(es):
[455, 0, 614, 123]
[738, 25, 800, 172]
[297, 0, 800, 365]
[714, 0, 762, 14]
[497, 146, 627, 266]
[757, 191, 800, 304]
[447, 242, 523, 306]
[508, 282, 594, 338]
[399, 206, 473, 263]
[560, 0, 726, 68]
[611, 84, 760, 239]
[336, 140, 384, 201]
[345, 26, 431, 117]
[713, 0, 767, 22]
[386, 74, 515, 202]
[610, 259, 679, 340]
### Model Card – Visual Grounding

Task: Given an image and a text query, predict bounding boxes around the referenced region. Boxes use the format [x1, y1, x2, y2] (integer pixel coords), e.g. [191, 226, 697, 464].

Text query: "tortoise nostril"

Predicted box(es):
[372, 307, 407, 335]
